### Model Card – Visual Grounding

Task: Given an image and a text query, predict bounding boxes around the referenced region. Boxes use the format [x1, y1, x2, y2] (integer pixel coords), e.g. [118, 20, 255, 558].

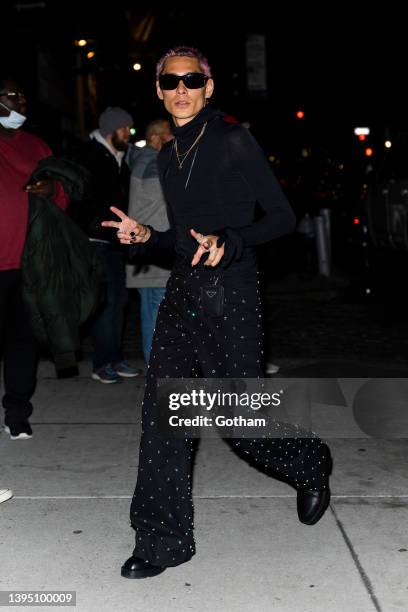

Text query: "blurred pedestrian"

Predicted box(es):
[70, 107, 141, 383]
[0, 76, 68, 439]
[126, 119, 174, 364]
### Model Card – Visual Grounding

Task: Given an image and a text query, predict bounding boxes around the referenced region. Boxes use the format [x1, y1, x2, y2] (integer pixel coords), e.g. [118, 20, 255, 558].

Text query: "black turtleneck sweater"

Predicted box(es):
[136, 105, 296, 267]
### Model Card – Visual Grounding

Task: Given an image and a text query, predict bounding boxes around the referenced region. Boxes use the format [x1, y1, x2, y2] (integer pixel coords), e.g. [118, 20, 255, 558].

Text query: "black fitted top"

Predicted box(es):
[136, 105, 296, 268]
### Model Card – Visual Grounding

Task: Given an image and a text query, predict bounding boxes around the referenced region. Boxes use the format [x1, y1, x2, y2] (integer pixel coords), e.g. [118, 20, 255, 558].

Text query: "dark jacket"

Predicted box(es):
[67, 136, 130, 243]
[21, 156, 104, 371]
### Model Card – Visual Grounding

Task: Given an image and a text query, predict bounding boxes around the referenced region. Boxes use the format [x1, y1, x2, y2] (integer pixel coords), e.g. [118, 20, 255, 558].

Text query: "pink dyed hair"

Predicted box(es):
[155, 46, 212, 79]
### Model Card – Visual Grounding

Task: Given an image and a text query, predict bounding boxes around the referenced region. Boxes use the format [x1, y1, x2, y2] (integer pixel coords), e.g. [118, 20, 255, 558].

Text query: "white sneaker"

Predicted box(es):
[265, 362, 280, 374]
[0, 489, 13, 504]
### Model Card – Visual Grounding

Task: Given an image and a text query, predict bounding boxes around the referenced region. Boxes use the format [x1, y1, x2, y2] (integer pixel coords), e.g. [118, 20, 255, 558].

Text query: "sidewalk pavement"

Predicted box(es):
[1, 359, 408, 611]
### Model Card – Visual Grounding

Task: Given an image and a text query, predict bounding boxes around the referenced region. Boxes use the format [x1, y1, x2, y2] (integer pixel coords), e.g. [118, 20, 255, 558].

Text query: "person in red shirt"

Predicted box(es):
[0, 76, 68, 440]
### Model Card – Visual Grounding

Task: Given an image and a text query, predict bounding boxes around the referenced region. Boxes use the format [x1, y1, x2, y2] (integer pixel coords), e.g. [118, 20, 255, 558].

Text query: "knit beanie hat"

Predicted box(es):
[99, 106, 133, 137]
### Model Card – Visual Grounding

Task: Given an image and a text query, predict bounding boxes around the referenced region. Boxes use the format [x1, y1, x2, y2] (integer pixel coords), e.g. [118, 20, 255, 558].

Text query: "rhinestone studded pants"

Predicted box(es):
[130, 259, 331, 567]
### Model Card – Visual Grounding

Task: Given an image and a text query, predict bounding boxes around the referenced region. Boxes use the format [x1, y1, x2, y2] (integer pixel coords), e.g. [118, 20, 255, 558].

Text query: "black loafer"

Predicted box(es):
[121, 555, 166, 579]
[297, 488, 331, 525]
[297, 452, 333, 525]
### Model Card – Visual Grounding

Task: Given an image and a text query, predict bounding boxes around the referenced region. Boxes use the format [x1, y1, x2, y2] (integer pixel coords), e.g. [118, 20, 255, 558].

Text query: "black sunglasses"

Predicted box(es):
[158, 72, 209, 90]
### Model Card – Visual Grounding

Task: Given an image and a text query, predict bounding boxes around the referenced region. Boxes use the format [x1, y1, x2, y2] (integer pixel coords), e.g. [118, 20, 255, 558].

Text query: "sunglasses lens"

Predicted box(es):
[159, 73, 208, 90]
[184, 74, 207, 88]
[159, 74, 179, 90]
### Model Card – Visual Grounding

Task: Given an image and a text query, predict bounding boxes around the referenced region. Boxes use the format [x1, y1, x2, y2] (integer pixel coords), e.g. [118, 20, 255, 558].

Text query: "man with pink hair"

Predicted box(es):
[104, 46, 333, 579]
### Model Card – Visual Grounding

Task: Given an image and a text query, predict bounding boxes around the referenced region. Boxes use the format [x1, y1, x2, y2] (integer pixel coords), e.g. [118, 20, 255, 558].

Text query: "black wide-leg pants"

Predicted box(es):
[130, 258, 330, 567]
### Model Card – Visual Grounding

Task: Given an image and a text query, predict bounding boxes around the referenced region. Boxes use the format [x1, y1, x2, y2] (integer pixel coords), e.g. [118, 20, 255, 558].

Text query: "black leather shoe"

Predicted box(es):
[297, 452, 333, 525]
[297, 488, 331, 525]
[121, 556, 166, 579]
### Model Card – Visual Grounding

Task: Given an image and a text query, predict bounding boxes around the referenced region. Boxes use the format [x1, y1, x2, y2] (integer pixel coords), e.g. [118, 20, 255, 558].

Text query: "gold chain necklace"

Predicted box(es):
[174, 122, 207, 170]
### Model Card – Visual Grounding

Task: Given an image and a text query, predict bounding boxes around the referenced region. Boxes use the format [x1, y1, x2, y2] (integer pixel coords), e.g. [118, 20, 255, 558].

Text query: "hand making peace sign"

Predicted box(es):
[190, 229, 225, 267]
[101, 206, 151, 244]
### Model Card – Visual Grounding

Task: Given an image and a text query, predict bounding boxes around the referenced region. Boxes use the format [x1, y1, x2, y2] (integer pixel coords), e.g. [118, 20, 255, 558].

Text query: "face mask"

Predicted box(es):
[0, 101, 27, 129]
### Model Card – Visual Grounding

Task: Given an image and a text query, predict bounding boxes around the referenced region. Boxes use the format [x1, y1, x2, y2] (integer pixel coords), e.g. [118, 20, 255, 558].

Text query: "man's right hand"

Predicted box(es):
[101, 206, 151, 244]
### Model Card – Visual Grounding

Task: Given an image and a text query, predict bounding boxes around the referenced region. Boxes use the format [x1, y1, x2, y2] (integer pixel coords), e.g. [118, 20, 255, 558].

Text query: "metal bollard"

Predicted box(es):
[320, 208, 332, 264]
[314, 215, 330, 276]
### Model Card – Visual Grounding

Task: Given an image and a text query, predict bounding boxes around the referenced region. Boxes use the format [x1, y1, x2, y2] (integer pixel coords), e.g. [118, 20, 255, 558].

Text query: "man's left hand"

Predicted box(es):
[190, 229, 225, 267]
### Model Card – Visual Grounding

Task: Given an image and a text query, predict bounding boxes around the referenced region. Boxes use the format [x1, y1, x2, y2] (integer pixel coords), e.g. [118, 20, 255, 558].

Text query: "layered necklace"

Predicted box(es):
[174, 121, 207, 170]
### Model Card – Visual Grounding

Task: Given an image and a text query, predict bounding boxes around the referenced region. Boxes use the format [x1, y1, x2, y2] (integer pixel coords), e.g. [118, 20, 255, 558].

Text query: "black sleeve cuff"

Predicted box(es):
[128, 225, 156, 259]
[212, 227, 245, 268]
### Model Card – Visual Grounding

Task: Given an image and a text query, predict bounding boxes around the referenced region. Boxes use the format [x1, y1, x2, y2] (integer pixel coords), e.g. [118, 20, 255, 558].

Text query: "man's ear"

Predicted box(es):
[156, 81, 164, 100]
[205, 78, 214, 100]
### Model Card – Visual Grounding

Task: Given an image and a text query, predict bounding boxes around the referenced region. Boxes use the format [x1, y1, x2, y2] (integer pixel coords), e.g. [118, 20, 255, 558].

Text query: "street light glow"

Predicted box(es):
[354, 127, 370, 136]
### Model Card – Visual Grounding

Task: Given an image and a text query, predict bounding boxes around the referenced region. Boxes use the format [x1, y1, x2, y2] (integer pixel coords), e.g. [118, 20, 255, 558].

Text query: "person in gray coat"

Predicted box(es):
[126, 119, 174, 363]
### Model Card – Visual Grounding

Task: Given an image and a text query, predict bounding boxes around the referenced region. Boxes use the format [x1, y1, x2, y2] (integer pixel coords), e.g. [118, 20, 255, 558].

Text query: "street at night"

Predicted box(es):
[2, 3, 408, 611]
